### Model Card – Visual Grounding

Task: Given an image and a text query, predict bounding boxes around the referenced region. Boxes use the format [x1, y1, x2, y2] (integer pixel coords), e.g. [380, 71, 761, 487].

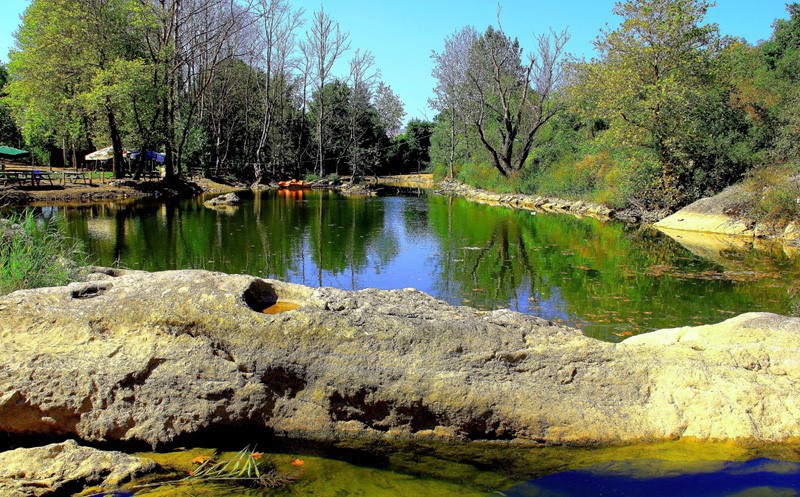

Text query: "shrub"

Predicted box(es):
[0, 211, 88, 295]
[743, 164, 800, 225]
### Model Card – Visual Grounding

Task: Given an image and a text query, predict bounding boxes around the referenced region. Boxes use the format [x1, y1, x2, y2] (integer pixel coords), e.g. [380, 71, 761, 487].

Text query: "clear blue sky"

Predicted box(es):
[0, 0, 791, 123]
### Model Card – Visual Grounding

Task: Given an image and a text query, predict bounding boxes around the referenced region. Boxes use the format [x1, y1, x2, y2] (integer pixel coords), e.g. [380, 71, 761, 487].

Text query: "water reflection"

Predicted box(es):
[41, 190, 800, 341]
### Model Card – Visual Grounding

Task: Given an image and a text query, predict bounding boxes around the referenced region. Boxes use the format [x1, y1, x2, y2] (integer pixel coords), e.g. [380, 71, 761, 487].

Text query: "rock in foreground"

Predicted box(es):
[0, 268, 799, 448]
[0, 440, 155, 496]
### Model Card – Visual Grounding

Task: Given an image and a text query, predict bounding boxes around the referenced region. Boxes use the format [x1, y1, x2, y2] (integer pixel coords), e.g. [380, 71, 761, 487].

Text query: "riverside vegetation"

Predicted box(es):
[0, 210, 86, 295]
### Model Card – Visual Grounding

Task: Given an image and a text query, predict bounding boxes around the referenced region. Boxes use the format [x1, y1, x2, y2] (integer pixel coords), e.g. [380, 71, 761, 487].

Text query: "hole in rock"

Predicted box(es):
[90, 267, 125, 277]
[244, 279, 303, 314]
[243, 279, 279, 312]
[71, 283, 111, 299]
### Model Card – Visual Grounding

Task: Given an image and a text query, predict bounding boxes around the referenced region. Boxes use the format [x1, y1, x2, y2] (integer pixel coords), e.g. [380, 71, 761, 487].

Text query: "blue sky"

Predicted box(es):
[0, 0, 791, 123]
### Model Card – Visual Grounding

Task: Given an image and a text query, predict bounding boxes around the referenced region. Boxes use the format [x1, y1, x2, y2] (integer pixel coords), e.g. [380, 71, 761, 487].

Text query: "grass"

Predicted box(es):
[0, 210, 88, 295]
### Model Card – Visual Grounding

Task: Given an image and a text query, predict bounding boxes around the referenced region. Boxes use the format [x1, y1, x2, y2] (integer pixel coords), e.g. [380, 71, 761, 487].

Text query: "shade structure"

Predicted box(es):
[128, 150, 166, 163]
[85, 146, 116, 161]
[0, 146, 29, 160]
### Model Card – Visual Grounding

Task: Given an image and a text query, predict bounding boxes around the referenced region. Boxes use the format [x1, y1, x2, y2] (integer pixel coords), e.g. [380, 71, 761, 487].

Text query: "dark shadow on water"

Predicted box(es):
[502, 458, 800, 497]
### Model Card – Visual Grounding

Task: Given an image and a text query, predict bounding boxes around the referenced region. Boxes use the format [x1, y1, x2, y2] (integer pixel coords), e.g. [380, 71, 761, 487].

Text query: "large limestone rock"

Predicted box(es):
[655, 184, 755, 237]
[0, 440, 155, 496]
[1, 268, 799, 448]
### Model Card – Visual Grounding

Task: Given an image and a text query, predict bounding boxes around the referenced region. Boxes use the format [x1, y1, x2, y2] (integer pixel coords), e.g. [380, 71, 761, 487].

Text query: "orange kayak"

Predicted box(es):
[278, 179, 310, 189]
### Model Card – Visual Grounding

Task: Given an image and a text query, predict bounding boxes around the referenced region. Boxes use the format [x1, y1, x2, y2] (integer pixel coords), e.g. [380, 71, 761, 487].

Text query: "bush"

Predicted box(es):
[457, 162, 519, 193]
[743, 164, 800, 225]
[0, 211, 88, 295]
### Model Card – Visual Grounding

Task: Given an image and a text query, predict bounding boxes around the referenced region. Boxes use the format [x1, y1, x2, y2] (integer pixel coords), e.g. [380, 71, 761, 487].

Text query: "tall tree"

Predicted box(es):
[466, 18, 569, 178]
[136, 0, 253, 179]
[0, 65, 23, 148]
[347, 49, 377, 181]
[430, 26, 476, 178]
[253, 0, 303, 183]
[579, 0, 719, 183]
[7, 0, 140, 174]
[373, 82, 405, 139]
[303, 7, 350, 177]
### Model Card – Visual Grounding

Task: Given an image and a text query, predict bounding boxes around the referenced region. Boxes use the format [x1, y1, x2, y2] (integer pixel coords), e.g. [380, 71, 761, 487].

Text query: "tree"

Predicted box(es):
[252, 0, 303, 183]
[347, 49, 378, 181]
[430, 26, 476, 178]
[303, 7, 350, 177]
[373, 82, 405, 139]
[307, 80, 351, 175]
[579, 0, 720, 185]
[759, 3, 800, 162]
[7, 0, 137, 172]
[465, 18, 569, 178]
[0, 65, 22, 148]
[389, 119, 433, 174]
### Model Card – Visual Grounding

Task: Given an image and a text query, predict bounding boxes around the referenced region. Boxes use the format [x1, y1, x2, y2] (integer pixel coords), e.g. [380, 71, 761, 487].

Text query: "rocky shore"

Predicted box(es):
[436, 181, 618, 222]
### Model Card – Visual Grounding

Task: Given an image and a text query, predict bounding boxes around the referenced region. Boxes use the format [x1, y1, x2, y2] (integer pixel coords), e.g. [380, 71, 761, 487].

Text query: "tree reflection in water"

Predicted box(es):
[43, 190, 800, 342]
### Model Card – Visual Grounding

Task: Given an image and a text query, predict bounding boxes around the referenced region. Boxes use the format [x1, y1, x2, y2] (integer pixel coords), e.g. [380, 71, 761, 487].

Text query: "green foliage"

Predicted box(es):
[0, 211, 88, 295]
[743, 164, 800, 225]
[387, 120, 434, 174]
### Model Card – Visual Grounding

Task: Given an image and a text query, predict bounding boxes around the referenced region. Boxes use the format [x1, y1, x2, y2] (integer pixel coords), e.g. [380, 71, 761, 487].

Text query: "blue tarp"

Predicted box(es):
[129, 150, 166, 163]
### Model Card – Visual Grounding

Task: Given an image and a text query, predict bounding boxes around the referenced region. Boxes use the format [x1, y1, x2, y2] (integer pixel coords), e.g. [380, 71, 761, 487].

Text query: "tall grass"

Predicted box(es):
[0, 210, 88, 295]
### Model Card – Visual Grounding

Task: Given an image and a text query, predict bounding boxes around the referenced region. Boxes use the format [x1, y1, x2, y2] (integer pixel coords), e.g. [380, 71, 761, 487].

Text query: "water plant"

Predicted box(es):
[130, 446, 301, 492]
[0, 210, 88, 295]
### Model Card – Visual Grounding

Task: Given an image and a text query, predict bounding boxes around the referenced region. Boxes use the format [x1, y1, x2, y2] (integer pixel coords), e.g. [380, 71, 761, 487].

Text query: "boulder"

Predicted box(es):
[655, 184, 756, 236]
[203, 192, 241, 208]
[0, 268, 799, 448]
[0, 440, 155, 496]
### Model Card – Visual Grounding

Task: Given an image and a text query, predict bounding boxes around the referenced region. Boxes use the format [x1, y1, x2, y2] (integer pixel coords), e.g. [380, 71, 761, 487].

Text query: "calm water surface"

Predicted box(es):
[22, 189, 800, 494]
[42, 188, 800, 341]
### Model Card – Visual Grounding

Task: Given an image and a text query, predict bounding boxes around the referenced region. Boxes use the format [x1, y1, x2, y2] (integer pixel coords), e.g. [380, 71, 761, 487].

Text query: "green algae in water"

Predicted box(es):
[126, 450, 491, 497]
[119, 440, 800, 497]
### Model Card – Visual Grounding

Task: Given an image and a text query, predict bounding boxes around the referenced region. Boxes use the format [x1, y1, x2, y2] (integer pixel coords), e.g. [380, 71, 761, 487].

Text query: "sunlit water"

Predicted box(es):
[16, 189, 800, 494]
[38, 188, 800, 342]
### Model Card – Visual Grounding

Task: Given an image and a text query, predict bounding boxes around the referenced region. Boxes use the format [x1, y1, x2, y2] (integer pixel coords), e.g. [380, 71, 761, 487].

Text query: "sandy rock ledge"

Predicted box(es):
[0, 440, 155, 496]
[1, 268, 799, 449]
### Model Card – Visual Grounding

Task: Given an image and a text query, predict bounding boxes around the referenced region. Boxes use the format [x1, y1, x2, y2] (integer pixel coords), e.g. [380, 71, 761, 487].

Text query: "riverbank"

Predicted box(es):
[0, 176, 240, 207]
[655, 183, 800, 247]
[436, 180, 619, 222]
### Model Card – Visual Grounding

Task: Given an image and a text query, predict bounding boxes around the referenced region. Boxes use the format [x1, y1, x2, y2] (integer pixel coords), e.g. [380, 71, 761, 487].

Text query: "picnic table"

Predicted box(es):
[0, 169, 54, 187]
[58, 171, 92, 186]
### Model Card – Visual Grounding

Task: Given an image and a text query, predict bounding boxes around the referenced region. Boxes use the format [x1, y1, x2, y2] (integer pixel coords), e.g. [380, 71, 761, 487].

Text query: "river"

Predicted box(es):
[43, 188, 800, 342]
